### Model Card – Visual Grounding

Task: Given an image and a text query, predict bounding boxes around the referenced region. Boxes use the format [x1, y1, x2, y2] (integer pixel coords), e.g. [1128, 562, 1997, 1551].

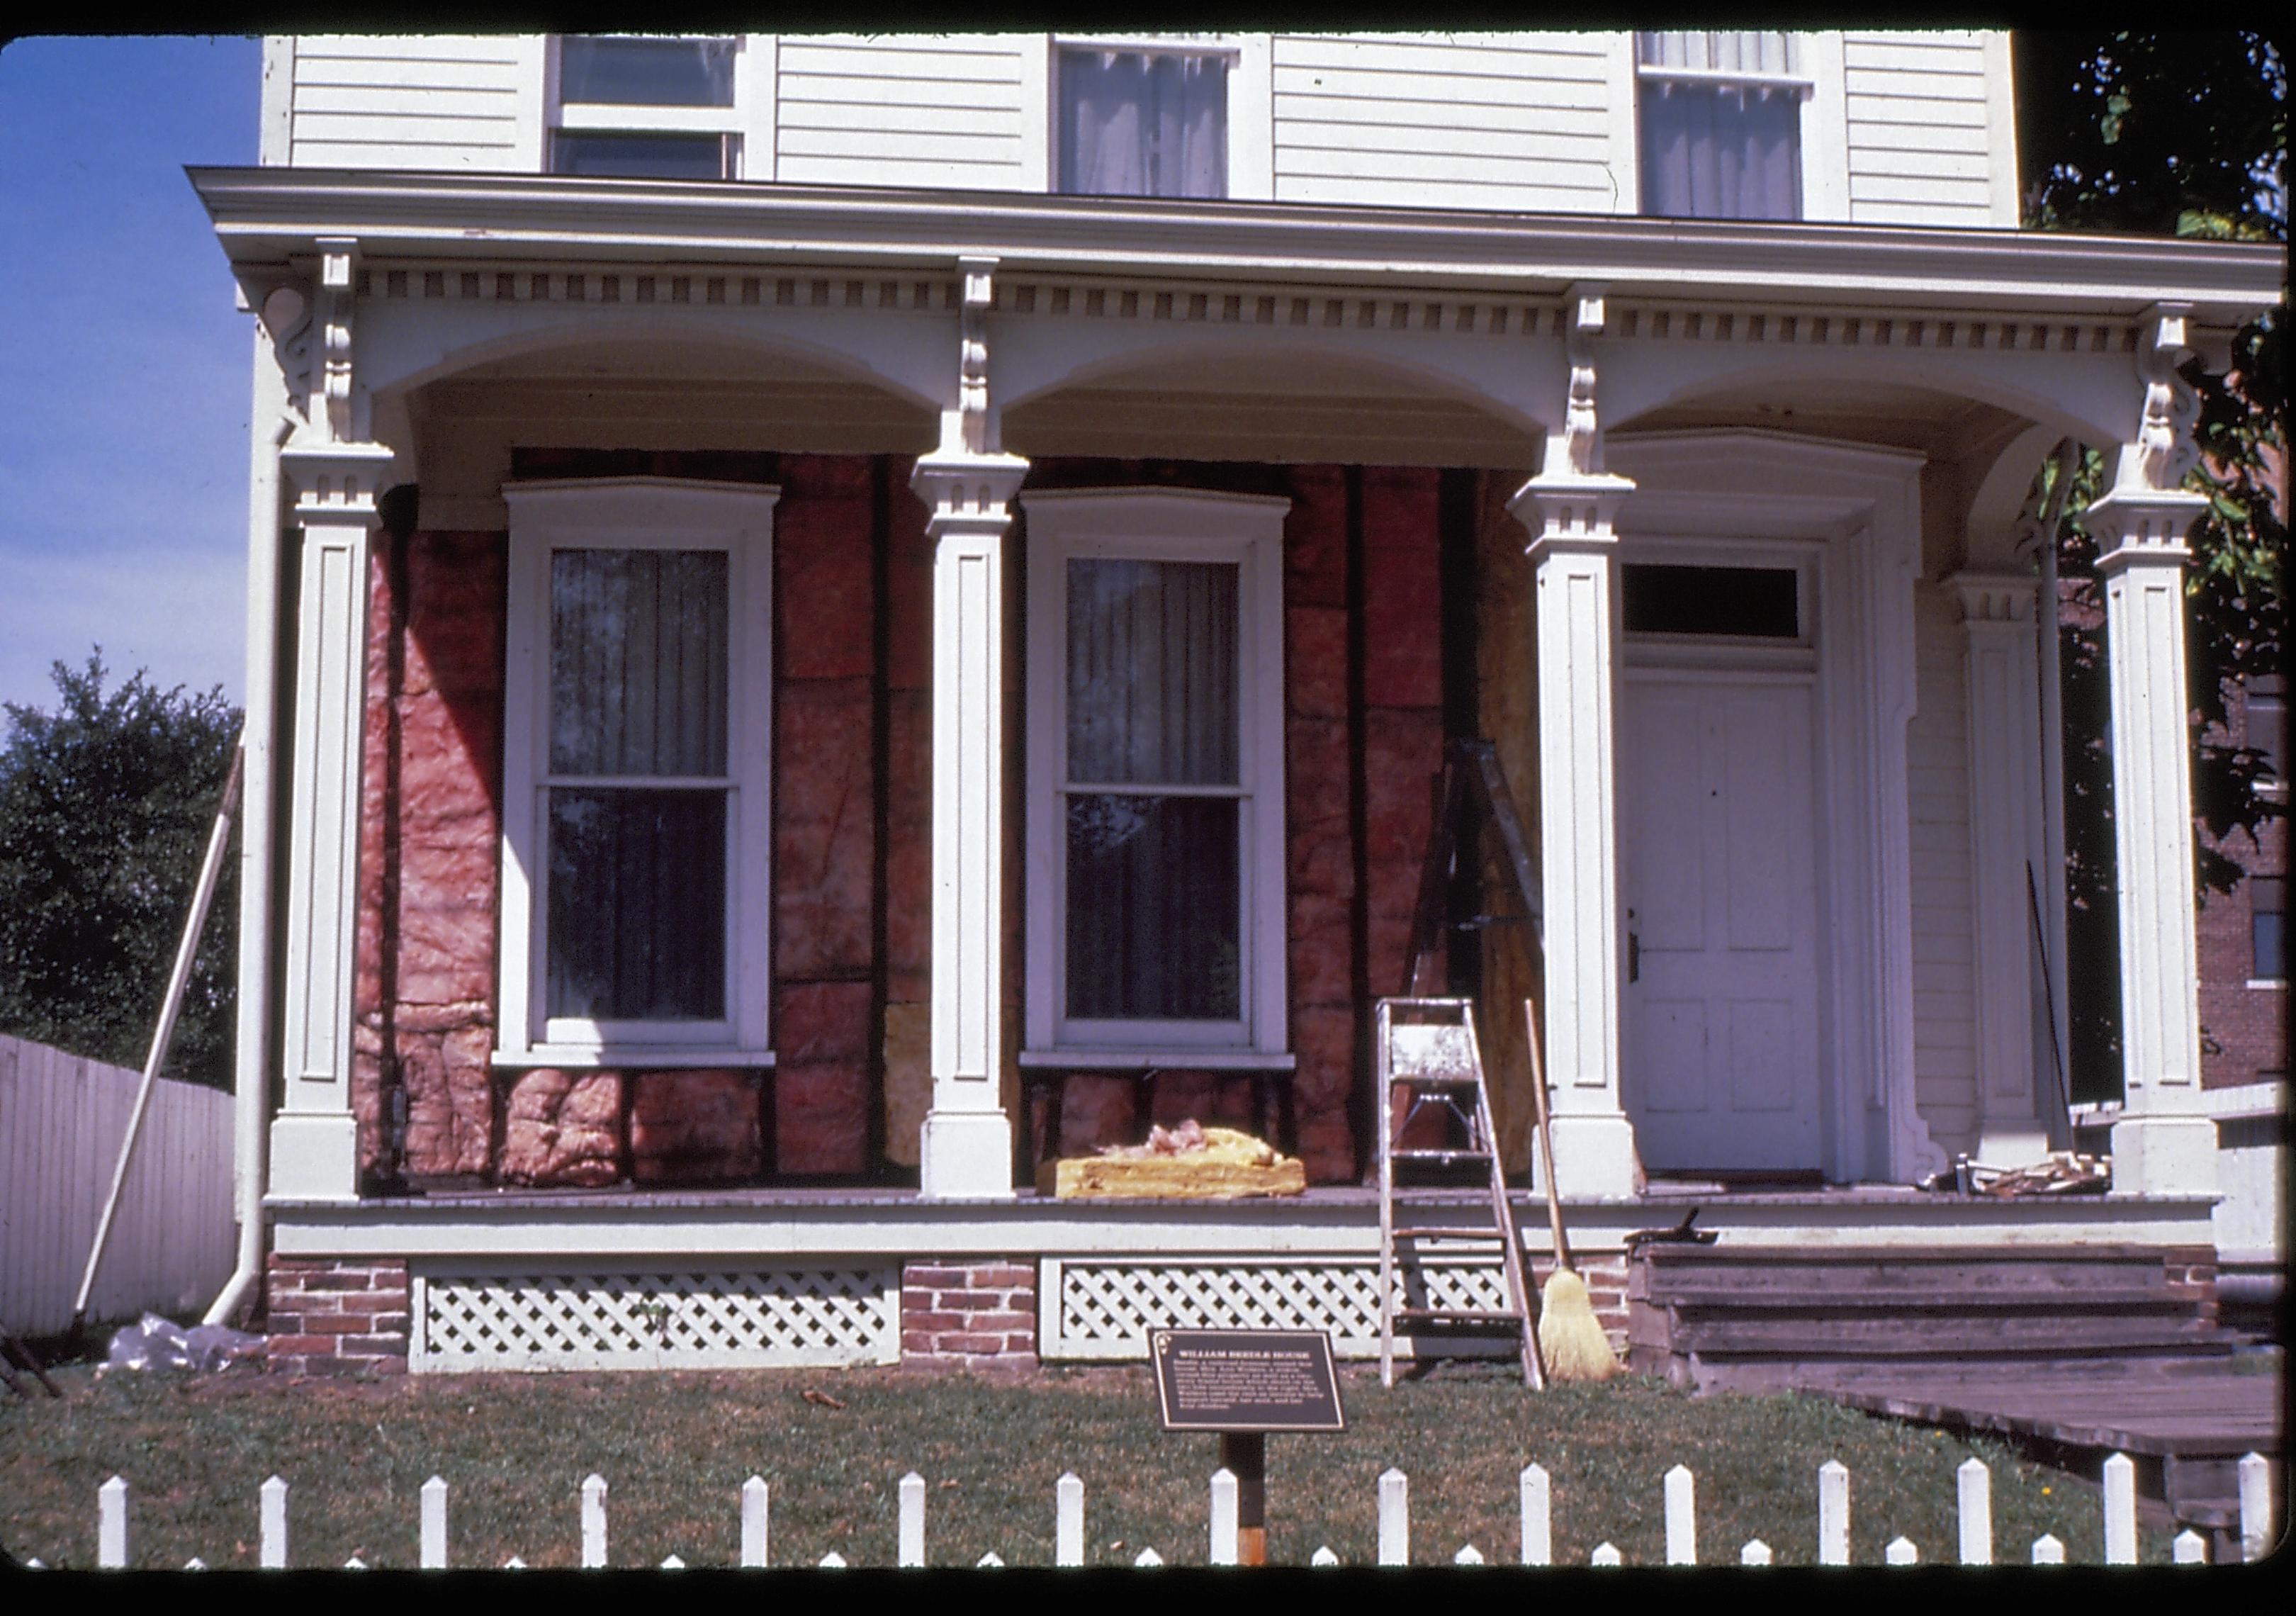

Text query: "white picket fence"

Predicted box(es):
[41, 1450, 2279, 1569]
[0, 1034, 236, 1335]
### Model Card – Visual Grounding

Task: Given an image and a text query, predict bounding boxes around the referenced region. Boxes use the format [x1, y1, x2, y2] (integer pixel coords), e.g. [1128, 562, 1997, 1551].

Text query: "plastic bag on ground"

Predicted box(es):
[103, 1311, 264, 1373]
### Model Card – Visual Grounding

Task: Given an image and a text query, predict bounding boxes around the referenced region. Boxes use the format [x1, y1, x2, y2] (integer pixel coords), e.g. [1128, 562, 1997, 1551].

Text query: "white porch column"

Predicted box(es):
[2088, 486, 2215, 1196]
[910, 449, 1030, 1198]
[1506, 471, 1642, 1198]
[1952, 574, 2053, 1162]
[268, 439, 395, 1200]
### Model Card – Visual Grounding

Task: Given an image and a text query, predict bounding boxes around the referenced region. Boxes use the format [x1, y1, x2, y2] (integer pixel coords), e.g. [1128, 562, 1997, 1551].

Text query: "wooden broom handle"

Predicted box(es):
[1524, 998, 1573, 1271]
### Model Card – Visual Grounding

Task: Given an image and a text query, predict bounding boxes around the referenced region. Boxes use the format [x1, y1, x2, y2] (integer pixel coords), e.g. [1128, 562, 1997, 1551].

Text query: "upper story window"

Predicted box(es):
[551, 35, 743, 180]
[497, 479, 777, 1067]
[2246, 675, 2285, 799]
[1056, 41, 1229, 198]
[1636, 30, 1808, 221]
[1022, 490, 1290, 1062]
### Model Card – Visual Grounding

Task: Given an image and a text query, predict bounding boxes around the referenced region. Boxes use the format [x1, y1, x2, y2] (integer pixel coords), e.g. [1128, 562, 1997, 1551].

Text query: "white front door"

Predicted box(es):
[1621, 673, 1823, 1172]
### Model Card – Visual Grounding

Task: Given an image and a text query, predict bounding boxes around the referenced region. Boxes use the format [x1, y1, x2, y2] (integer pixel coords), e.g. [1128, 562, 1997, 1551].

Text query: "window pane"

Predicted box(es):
[2255, 911, 2286, 982]
[1067, 795, 1241, 1019]
[551, 131, 730, 180]
[1059, 50, 1227, 198]
[551, 549, 728, 777]
[561, 36, 736, 106]
[547, 788, 726, 1020]
[1639, 82, 1802, 220]
[1622, 565, 1799, 638]
[1068, 559, 1238, 785]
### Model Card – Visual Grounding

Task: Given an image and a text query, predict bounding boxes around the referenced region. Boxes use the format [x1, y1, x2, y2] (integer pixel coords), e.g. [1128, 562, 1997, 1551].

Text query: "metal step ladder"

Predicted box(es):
[1375, 997, 1543, 1390]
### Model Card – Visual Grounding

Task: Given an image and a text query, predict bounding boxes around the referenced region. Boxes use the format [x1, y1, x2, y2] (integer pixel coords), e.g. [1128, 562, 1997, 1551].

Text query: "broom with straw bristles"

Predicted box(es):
[1524, 997, 1622, 1382]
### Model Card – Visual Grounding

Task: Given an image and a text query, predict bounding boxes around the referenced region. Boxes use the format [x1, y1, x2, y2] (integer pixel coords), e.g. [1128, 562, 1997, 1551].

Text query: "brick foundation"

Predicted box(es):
[264, 1256, 411, 1376]
[1553, 1251, 1633, 1352]
[901, 1259, 1038, 1366]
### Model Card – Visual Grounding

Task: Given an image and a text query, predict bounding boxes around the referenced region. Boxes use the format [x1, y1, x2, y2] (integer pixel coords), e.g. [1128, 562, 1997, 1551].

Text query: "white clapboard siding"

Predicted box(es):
[1841, 31, 2004, 227]
[1272, 33, 1616, 212]
[1906, 588, 1980, 1156]
[777, 35, 1025, 189]
[0, 1035, 237, 1337]
[290, 35, 531, 171]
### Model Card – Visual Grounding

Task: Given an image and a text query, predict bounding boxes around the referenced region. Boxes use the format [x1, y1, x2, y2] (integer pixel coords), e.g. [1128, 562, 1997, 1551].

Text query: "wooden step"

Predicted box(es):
[1655, 1285, 2197, 1317]
[1391, 1148, 1492, 1165]
[1663, 1315, 2236, 1357]
[1391, 1225, 1507, 1241]
[1393, 1307, 1526, 1325]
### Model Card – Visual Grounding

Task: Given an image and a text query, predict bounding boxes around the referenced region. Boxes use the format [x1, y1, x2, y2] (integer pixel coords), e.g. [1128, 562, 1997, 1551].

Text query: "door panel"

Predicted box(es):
[1624, 675, 1822, 1171]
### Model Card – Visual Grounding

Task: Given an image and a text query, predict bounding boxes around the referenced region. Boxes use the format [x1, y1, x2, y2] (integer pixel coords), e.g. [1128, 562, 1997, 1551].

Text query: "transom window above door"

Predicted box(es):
[1055, 38, 1232, 198]
[1022, 489, 1290, 1063]
[496, 478, 777, 1067]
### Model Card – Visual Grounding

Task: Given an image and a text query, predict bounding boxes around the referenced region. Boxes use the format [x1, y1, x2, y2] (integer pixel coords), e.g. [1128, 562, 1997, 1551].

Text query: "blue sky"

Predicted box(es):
[0, 35, 259, 718]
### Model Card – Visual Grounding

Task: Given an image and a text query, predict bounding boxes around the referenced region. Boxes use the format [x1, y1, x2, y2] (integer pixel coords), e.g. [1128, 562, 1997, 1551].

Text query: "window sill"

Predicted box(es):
[492, 1047, 777, 1070]
[1018, 1050, 1295, 1072]
[2243, 980, 2288, 992]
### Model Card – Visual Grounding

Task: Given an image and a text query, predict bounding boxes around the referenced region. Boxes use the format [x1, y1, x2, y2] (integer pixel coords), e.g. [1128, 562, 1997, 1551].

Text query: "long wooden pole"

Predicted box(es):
[72, 741, 245, 1337]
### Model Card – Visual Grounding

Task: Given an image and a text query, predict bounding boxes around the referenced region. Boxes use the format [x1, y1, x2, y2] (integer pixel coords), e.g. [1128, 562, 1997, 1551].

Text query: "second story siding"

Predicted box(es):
[261, 30, 2020, 228]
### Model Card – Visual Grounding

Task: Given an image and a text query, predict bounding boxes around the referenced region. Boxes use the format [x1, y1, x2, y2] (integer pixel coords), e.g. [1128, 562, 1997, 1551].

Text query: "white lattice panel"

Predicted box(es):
[1042, 1257, 1518, 1362]
[412, 1267, 899, 1372]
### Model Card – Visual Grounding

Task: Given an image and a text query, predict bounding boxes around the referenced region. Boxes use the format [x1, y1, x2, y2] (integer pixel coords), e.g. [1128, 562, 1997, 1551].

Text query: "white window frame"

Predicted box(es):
[1030, 34, 1273, 202]
[495, 477, 777, 1069]
[1611, 30, 1850, 222]
[547, 33, 755, 179]
[1020, 488, 1290, 1068]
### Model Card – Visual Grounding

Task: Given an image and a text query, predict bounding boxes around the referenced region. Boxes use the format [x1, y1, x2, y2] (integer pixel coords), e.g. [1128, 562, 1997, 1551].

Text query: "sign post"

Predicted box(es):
[1150, 1328, 1346, 1567]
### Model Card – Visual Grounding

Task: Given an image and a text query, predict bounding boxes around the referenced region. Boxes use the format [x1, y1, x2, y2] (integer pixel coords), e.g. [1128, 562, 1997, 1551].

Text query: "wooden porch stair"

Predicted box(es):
[1630, 1242, 2280, 1544]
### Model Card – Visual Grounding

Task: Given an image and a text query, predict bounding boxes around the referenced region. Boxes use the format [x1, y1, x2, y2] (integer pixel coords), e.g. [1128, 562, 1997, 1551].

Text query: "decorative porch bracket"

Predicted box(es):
[913, 257, 1029, 1197]
[270, 438, 395, 1201]
[1502, 285, 1642, 1200]
[2086, 303, 2214, 1199]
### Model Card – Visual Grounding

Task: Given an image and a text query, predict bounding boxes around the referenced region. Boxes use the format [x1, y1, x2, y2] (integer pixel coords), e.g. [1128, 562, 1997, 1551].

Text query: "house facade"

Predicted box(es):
[195, 33, 2284, 1374]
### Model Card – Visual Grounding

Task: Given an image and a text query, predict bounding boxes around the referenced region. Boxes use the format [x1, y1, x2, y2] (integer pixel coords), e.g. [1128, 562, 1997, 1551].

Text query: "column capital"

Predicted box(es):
[280, 440, 397, 529]
[1949, 571, 2037, 624]
[910, 449, 1030, 537]
[1507, 471, 1636, 561]
[2085, 487, 2207, 575]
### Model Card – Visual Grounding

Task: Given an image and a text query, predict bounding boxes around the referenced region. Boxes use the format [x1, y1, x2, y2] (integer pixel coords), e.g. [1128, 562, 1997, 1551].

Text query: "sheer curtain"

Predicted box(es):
[546, 549, 730, 1021]
[1637, 31, 1803, 222]
[1059, 50, 1227, 199]
[1064, 559, 1242, 1021]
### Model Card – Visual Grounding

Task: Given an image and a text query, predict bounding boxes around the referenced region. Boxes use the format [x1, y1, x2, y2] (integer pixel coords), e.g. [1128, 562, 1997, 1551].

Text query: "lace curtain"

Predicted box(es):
[1059, 50, 1227, 199]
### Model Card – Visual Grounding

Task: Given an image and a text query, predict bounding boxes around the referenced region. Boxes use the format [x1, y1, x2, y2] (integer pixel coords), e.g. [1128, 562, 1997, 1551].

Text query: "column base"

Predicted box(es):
[1532, 1113, 1643, 1200]
[919, 1107, 1016, 1200]
[2110, 1113, 2217, 1198]
[267, 1113, 359, 1201]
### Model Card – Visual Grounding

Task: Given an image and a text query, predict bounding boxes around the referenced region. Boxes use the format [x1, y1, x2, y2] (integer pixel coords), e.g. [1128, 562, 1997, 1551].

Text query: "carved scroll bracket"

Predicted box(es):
[957, 254, 997, 455]
[1560, 281, 1610, 478]
[316, 236, 359, 444]
[2088, 304, 2209, 569]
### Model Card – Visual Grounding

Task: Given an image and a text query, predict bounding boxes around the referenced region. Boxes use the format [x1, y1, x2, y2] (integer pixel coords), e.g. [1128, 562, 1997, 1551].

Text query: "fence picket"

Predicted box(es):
[1311, 1545, 1339, 1566]
[1134, 1547, 1163, 1566]
[2172, 1530, 2207, 1564]
[1956, 1457, 1990, 1565]
[1210, 1468, 1239, 1566]
[1665, 1464, 1696, 1565]
[421, 1475, 447, 1569]
[1740, 1539, 1771, 1565]
[259, 1476, 288, 1569]
[1884, 1535, 1916, 1564]
[2032, 1532, 2065, 1565]
[1519, 1463, 1551, 1566]
[977, 1552, 1003, 1566]
[1377, 1468, 1408, 1566]
[1591, 1541, 1622, 1566]
[99, 1476, 127, 1569]
[741, 1476, 769, 1567]
[581, 1474, 607, 1568]
[820, 1551, 848, 1567]
[1056, 1471, 1084, 1566]
[1818, 1460, 1850, 1566]
[899, 1471, 925, 1566]
[2239, 1452, 2272, 1564]
[2102, 1453, 2137, 1564]
[1453, 1544, 1483, 1564]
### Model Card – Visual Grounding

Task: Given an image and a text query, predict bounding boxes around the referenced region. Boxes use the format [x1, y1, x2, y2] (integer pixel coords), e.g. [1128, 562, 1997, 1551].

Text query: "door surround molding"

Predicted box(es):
[1607, 428, 1946, 1184]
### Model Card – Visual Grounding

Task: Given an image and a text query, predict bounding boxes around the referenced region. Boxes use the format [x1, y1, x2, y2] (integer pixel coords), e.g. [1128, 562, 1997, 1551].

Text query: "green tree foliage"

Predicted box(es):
[0, 654, 242, 1088]
[2015, 32, 2285, 1094]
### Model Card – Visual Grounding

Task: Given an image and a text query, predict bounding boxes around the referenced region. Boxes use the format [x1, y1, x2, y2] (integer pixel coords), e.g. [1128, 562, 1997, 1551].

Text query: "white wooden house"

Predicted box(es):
[192, 32, 2283, 1374]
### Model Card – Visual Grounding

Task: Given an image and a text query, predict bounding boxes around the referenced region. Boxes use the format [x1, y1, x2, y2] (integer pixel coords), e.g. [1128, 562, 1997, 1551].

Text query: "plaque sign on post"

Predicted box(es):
[1151, 1329, 1346, 1566]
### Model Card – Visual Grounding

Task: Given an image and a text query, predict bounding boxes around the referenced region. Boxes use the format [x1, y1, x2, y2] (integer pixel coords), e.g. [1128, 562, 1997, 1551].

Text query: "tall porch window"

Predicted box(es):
[1022, 490, 1289, 1061]
[1636, 30, 1808, 220]
[497, 478, 777, 1066]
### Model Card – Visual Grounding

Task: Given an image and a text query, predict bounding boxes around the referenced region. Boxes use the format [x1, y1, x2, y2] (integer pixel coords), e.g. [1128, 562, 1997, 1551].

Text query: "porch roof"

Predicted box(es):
[188, 166, 2283, 332]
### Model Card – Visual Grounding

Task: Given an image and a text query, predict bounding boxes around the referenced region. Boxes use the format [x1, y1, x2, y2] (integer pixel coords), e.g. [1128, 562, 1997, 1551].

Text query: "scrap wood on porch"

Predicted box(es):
[1037, 1119, 1307, 1199]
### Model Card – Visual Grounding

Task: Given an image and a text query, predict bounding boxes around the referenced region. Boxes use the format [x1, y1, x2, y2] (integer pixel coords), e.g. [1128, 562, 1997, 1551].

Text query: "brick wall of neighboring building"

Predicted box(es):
[2198, 673, 2287, 1090]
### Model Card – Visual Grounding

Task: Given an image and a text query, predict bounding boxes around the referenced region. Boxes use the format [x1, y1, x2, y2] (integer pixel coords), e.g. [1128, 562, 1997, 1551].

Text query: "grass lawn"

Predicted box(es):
[1, 1360, 2179, 1569]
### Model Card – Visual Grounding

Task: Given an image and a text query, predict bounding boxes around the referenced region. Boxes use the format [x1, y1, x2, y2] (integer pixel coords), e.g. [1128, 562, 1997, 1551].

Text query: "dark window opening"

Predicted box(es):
[2254, 877, 2286, 983]
[1622, 564, 1800, 639]
[552, 131, 733, 181]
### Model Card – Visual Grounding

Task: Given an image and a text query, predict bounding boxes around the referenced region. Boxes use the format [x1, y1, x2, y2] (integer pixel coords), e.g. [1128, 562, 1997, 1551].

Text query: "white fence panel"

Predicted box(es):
[0, 1035, 235, 1335]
